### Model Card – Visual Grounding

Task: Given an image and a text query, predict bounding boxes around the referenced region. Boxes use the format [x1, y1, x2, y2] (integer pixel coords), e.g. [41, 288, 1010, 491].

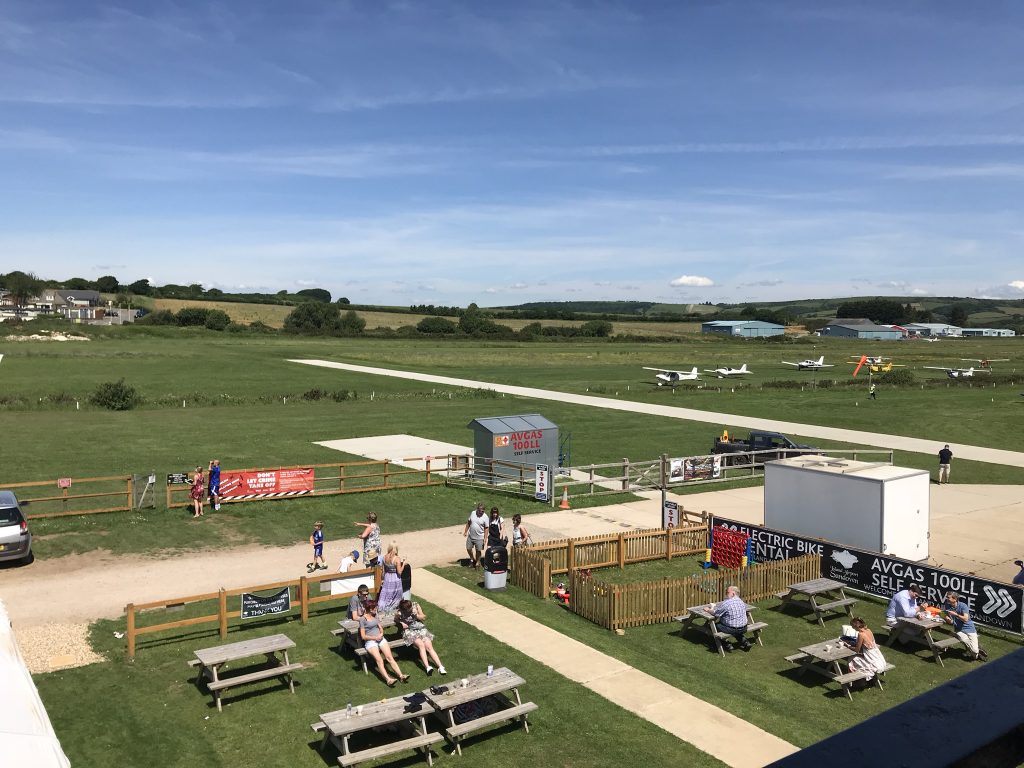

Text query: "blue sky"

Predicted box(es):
[2, 1, 1023, 306]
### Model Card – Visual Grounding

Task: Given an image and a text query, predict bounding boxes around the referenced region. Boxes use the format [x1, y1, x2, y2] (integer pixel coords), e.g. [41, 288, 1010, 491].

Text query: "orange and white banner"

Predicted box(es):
[219, 468, 314, 499]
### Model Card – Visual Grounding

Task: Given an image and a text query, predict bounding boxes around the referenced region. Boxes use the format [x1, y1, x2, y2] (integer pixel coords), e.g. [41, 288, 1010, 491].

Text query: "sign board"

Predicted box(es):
[57, 478, 72, 489]
[662, 499, 679, 529]
[669, 456, 722, 484]
[534, 464, 550, 501]
[166, 473, 190, 485]
[240, 587, 292, 620]
[219, 468, 315, 499]
[714, 517, 1023, 635]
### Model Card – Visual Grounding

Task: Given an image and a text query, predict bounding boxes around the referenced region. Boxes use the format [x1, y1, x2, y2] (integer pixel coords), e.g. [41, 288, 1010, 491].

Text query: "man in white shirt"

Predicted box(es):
[463, 503, 489, 568]
[885, 583, 923, 644]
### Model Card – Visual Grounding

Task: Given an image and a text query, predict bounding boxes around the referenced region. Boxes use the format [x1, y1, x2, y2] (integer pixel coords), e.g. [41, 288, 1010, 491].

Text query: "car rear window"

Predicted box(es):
[0, 508, 24, 525]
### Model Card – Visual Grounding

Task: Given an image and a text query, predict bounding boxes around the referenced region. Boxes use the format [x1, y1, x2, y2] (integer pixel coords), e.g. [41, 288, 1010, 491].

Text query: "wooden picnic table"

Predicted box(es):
[422, 667, 537, 755]
[331, 615, 410, 674]
[776, 577, 857, 627]
[785, 639, 860, 700]
[886, 615, 959, 667]
[313, 691, 442, 767]
[188, 633, 303, 712]
[674, 603, 767, 657]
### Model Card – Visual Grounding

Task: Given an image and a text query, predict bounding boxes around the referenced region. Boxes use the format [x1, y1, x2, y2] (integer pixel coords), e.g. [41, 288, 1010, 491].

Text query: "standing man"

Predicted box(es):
[938, 444, 953, 484]
[942, 591, 988, 661]
[709, 585, 752, 651]
[463, 503, 488, 568]
[868, 382, 877, 400]
[208, 459, 221, 511]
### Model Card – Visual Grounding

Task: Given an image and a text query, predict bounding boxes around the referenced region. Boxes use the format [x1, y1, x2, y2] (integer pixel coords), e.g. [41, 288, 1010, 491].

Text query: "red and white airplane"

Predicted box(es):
[782, 356, 833, 370]
[703, 364, 752, 378]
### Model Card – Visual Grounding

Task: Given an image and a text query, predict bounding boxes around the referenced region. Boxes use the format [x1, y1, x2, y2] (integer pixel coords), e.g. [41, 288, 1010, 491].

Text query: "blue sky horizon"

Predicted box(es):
[2, 1, 1023, 306]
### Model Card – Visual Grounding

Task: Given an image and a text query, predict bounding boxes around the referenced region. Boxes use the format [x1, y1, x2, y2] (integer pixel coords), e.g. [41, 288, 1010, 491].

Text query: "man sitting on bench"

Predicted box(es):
[711, 585, 752, 652]
[885, 583, 923, 644]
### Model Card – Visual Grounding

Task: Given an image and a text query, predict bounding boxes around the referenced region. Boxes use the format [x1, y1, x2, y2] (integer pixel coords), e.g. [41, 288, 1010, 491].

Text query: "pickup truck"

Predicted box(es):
[712, 431, 817, 466]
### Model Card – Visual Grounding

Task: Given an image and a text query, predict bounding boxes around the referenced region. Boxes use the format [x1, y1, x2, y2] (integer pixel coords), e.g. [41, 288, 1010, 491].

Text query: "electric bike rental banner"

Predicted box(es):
[218, 468, 315, 500]
[713, 517, 1023, 635]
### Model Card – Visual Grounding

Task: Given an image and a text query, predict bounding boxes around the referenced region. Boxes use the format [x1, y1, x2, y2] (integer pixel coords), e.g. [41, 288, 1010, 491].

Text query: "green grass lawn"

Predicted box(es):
[34, 599, 724, 768]
[430, 562, 1024, 748]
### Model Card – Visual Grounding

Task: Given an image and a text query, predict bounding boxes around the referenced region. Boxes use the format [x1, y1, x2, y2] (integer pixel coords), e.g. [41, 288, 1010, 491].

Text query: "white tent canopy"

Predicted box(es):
[0, 600, 71, 767]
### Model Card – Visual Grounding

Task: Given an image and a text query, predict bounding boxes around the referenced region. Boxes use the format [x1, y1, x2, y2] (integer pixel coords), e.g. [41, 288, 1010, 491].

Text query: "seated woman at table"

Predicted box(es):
[396, 599, 447, 676]
[359, 600, 408, 687]
[846, 617, 888, 684]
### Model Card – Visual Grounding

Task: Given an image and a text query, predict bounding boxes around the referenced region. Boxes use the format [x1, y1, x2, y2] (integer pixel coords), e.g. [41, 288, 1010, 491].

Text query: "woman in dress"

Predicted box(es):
[376, 542, 404, 613]
[358, 600, 408, 687]
[846, 616, 887, 683]
[396, 599, 446, 676]
[190, 465, 204, 518]
[355, 512, 381, 564]
[511, 514, 532, 547]
[486, 507, 506, 549]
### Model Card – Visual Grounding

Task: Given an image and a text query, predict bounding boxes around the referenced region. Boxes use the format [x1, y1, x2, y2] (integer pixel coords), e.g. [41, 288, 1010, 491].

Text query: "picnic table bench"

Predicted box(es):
[422, 667, 536, 755]
[188, 633, 302, 712]
[776, 578, 857, 627]
[332, 616, 410, 674]
[674, 604, 767, 657]
[784, 640, 893, 700]
[312, 692, 442, 767]
[885, 615, 957, 667]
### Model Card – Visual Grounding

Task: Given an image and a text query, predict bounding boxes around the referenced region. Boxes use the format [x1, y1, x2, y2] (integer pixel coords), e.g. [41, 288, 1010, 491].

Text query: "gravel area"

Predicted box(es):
[14, 622, 105, 673]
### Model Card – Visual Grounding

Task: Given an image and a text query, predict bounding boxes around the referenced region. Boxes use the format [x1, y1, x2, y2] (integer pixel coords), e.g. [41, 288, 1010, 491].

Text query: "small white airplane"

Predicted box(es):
[923, 366, 989, 379]
[781, 356, 834, 370]
[703, 364, 752, 378]
[643, 366, 701, 386]
[960, 358, 1009, 370]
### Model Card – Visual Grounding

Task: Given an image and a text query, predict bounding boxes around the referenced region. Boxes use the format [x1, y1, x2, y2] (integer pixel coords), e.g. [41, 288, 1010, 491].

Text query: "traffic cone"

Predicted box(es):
[559, 488, 570, 509]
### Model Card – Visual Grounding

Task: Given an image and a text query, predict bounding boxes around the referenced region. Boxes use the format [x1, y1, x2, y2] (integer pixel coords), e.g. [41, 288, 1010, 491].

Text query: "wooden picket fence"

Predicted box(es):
[124, 565, 381, 659]
[570, 554, 822, 631]
[509, 522, 709, 598]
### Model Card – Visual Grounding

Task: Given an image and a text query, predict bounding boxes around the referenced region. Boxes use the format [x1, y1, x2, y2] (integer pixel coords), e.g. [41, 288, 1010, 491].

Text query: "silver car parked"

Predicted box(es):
[0, 491, 33, 565]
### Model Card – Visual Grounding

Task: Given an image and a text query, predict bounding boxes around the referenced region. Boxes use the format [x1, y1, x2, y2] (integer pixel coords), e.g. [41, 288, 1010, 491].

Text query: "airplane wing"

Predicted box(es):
[703, 369, 719, 374]
[818, 363, 835, 368]
[781, 361, 800, 366]
[923, 366, 952, 372]
[643, 367, 683, 375]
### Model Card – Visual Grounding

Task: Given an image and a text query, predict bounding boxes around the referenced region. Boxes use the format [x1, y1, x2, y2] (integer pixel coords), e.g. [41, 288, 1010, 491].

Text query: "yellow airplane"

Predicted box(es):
[848, 355, 905, 376]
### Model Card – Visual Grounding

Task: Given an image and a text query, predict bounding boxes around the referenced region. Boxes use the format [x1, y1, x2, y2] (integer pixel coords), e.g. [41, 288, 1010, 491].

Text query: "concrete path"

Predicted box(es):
[415, 568, 797, 768]
[290, 359, 1024, 468]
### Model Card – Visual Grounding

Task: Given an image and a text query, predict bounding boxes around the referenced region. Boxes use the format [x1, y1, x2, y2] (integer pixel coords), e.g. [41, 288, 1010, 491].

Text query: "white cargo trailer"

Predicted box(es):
[764, 456, 930, 561]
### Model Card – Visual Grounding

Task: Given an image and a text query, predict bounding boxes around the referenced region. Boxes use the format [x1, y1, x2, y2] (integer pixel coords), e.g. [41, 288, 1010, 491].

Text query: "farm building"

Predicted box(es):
[820, 322, 903, 340]
[700, 320, 785, 338]
[960, 328, 1016, 337]
[904, 322, 963, 337]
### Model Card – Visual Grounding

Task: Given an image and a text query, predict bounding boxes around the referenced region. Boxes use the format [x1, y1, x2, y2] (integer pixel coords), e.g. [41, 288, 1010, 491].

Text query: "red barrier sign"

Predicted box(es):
[219, 468, 314, 499]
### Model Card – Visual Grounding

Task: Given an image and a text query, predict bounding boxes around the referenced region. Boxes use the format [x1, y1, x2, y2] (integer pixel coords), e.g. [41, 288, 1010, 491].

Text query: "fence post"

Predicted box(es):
[665, 527, 672, 561]
[218, 588, 228, 639]
[543, 559, 551, 597]
[621, 457, 630, 491]
[425, 456, 431, 485]
[126, 475, 133, 512]
[300, 576, 309, 624]
[618, 533, 625, 570]
[339, 464, 345, 491]
[383, 460, 390, 489]
[567, 540, 575, 576]
[126, 603, 136, 661]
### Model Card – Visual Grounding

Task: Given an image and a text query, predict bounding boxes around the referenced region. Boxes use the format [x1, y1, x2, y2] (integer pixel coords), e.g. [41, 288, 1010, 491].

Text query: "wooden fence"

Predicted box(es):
[0, 474, 133, 519]
[569, 554, 822, 631]
[124, 565, 381, 659]
[166, 457, 451, 509]
[509, 522, 710, 597]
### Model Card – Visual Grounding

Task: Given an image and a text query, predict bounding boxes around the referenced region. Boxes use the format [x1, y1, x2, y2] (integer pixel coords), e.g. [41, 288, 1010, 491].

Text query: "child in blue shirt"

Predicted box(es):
[307, 521, 326, 573]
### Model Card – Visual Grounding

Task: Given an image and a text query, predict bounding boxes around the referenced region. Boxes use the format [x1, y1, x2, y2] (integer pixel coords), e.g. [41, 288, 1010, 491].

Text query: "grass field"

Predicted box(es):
[1, 331, 1022, 561]
[431, 563, 1024, 748]
[34, 598, 721, 768]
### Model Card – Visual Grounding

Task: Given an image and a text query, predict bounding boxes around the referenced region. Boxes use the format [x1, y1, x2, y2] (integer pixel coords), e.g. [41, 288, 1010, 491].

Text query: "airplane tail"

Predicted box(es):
[738, 364, 747, 373]
[816, 356, 825, 365]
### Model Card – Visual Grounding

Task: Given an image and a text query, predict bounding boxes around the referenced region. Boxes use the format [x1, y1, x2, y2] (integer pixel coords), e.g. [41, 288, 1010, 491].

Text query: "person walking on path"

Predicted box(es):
[511, 514, 533, 547]
[207, 459, 221, 511]
[486, 507, 506, 549]
[938, 444, 953, 484]
[376, 542, 404, 613]
[942, 591, 988, 661]
[189, 465, 205, 518]
[463, 503, 488, 568]
[355, 512, 381, 564]
[869, 382, 877, 401]
[307, 521, 327, 573]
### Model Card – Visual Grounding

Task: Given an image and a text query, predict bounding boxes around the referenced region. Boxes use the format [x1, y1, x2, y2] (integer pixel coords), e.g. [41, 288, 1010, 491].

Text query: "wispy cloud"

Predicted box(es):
[886, 163, 1024, 180]
[670, 275, 715, 288]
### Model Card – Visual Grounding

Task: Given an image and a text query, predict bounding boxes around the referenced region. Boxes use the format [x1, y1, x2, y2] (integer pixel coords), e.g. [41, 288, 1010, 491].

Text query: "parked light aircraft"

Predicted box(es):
[849, 355, 905, 376]
[848, 355, 890, 366]
[781, 356, 834, 370]
[923, 366, 989, 379]
[703, 364, 752, 378]
[960, 358, 1009, 370]
[643, 366, 701, 386]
